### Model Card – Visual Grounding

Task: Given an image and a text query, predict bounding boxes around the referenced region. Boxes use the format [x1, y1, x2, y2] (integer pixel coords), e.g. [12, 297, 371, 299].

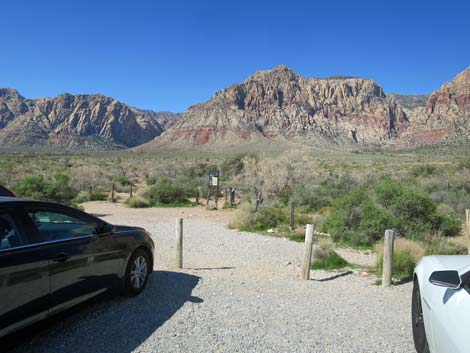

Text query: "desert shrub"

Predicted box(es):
[322, 178, 462, 246]
[228, 201, 309, 232]
[146, 175, 158, 186]
[376, 238, 425, 281]
[410, 164, 440, 177]
[73, 189, 108, 203]
[291, 174, 358, 212]
[424, 235, 468, 255]
[142, 177, 194, 205]
[220, 153, 257, 178]
[186, 162, 215, 178]
[228, 202, 258, 230]
[125, 196, 151, 208]
[13, 173, 78, 205]
[321, 188, 393, 245]
[114, 175, 132, 186]
[311, 241, 350, 270]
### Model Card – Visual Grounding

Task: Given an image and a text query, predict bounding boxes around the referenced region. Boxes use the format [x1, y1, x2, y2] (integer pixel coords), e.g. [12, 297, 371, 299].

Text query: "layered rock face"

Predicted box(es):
[404, 68, 470, 145]
[0, 90, 179, 149]
[151, 65, 409, 147]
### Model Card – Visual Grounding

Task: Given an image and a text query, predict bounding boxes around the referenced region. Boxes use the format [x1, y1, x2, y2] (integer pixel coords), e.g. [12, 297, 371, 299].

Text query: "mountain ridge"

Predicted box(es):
[0, 89, 181, 149]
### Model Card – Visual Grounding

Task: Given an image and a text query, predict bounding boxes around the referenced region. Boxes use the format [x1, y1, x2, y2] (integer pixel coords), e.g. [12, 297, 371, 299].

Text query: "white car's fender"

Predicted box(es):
[414, 255, 470, 353]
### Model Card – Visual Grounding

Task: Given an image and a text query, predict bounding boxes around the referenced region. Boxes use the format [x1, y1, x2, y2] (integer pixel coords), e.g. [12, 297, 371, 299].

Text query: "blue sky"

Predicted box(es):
[1, 0, 469, 112]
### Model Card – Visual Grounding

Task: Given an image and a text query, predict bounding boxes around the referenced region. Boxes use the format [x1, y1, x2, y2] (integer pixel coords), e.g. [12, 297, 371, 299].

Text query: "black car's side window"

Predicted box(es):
[0, 212, 23, 250]
[25, 208, 98, 242]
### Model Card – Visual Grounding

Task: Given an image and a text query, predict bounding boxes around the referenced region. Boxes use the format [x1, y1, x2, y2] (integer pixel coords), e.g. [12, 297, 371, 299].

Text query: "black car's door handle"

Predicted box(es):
[52, 252, 71, 262]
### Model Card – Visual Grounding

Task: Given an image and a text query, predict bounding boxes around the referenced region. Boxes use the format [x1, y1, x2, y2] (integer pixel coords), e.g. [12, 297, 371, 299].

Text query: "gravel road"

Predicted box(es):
[6, 202, 415, 353]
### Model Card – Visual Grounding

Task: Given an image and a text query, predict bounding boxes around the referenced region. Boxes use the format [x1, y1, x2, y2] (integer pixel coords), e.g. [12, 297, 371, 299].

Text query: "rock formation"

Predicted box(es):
[147, 65, 409, 148]
[0, 89, 180, 149]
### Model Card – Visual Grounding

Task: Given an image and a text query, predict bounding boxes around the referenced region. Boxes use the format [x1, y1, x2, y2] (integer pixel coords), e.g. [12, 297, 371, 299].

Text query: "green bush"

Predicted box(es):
[13, 173, 78, 205]
[125, 196, 151, 208]
[424, 235, 468, 255]
[142, 177, 194, 205]
[321, 178, 462, 246]
[291, 175, 357, 212]
[311, 242, 350, 270]
[114, 175, 132, 186]
[220, 153, 257, 178]
[73, 189, 108, 203]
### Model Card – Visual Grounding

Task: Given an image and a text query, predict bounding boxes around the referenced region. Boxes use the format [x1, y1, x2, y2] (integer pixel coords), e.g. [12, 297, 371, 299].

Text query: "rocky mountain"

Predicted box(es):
[146, 65, 409, 148]
[2, 66, 469, 151]
[0, 89, 180, 149]
[403, 68, 470, 145]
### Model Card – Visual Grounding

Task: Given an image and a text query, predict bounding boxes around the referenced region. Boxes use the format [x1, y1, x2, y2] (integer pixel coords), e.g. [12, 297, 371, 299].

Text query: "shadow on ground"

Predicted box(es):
[314, 271, 353, 282]
[3, 271, 201, 353]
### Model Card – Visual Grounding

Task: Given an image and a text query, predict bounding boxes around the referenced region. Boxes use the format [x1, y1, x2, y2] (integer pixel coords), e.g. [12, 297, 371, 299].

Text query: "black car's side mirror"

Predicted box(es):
[429, 270, 462, 289]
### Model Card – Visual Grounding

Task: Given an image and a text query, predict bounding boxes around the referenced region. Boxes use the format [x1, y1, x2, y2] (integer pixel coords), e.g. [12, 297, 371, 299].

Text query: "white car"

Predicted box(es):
[412, 255, 470, 353]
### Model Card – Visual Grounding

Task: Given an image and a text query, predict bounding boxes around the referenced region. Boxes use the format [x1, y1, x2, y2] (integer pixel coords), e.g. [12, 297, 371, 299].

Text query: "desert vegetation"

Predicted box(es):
[1, 144, 469, 279]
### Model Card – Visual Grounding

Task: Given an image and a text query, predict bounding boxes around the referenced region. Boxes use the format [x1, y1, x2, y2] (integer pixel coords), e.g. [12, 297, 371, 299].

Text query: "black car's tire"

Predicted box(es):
[412, 279, 430, 353]
[123, 248, 151, 297]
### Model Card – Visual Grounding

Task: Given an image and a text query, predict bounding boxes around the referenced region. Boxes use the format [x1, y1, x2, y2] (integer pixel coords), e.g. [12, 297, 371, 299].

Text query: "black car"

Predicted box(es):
[0, 186, 15, 197]
[0, 197, 155, 338]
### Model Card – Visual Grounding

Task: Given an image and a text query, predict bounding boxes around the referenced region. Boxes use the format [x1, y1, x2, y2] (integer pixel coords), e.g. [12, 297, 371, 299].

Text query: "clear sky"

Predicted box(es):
[2, 0, 469, 112]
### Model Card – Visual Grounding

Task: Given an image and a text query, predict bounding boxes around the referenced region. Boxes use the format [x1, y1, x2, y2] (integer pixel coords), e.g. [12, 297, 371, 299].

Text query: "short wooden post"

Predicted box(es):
[466, 209, 470, 254]
[290, 201, 295, 230]
[89, 185, 92, 200]
[111, 183, 115, 203]
[130, 183, 133, 198]
[224, 188, 228, 205]
[230, 188, 235, 206]
[206, 187, 211, 208]
[176, 218, 183, 269]
[382, 229, 395, 288]
[301, 224, 315, 280]
[195, 188, 200, 205]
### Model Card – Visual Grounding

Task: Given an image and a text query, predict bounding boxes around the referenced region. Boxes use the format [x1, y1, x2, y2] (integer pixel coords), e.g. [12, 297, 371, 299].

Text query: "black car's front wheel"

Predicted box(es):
[124, 249, 151, 296]
[412, 279, 430, 353]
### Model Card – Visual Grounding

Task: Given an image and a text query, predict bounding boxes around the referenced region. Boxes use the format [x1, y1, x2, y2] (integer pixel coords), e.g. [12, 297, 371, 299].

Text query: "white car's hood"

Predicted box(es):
[430, 255, 470, 275]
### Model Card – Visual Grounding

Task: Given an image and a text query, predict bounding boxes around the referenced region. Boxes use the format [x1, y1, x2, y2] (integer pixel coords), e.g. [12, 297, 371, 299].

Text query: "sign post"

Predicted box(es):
[207, 168, 220, 209]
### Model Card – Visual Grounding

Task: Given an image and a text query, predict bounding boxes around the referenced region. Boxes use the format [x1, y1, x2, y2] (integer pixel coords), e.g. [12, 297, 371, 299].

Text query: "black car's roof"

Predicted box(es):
[0, 197, 73, 208]
[0, 197, 22, 203]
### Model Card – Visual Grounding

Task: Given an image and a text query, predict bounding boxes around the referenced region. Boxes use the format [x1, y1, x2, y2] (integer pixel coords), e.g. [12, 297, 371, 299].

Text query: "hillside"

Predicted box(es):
[140, 66, 470, 150]
[143, 65, 409, 149]
[0, 89, 180, 149]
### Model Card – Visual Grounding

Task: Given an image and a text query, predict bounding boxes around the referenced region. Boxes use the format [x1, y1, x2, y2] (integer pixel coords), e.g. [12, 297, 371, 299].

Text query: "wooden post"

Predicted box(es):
[230, 188, 235, 206]
[215, 183, 219, 209]
[130, 183, 133, 198]
[206, 187, 211, 208]
[290, 201, 295, 230]
[176, 218, 183, 269]
[301, 224, 315, 280]
[89, 185, 92, 200]
[382, 229, 395, 288]
[195, 188, 200, 205]
[466, 209, 470, 254]
[224, 188, 228, 205]
[111, 183, 115, 203]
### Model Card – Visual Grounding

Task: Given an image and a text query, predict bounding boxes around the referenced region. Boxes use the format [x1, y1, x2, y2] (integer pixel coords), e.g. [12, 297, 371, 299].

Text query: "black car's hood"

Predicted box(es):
[114, 225, 146, 232]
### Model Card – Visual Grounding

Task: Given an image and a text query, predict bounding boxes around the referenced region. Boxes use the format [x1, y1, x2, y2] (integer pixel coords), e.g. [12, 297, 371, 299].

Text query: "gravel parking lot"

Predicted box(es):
[6, 202, 415, 353]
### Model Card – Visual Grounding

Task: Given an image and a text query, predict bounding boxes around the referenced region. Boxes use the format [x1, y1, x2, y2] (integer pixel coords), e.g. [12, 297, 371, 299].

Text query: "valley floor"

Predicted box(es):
[8, 202, 414, 353]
